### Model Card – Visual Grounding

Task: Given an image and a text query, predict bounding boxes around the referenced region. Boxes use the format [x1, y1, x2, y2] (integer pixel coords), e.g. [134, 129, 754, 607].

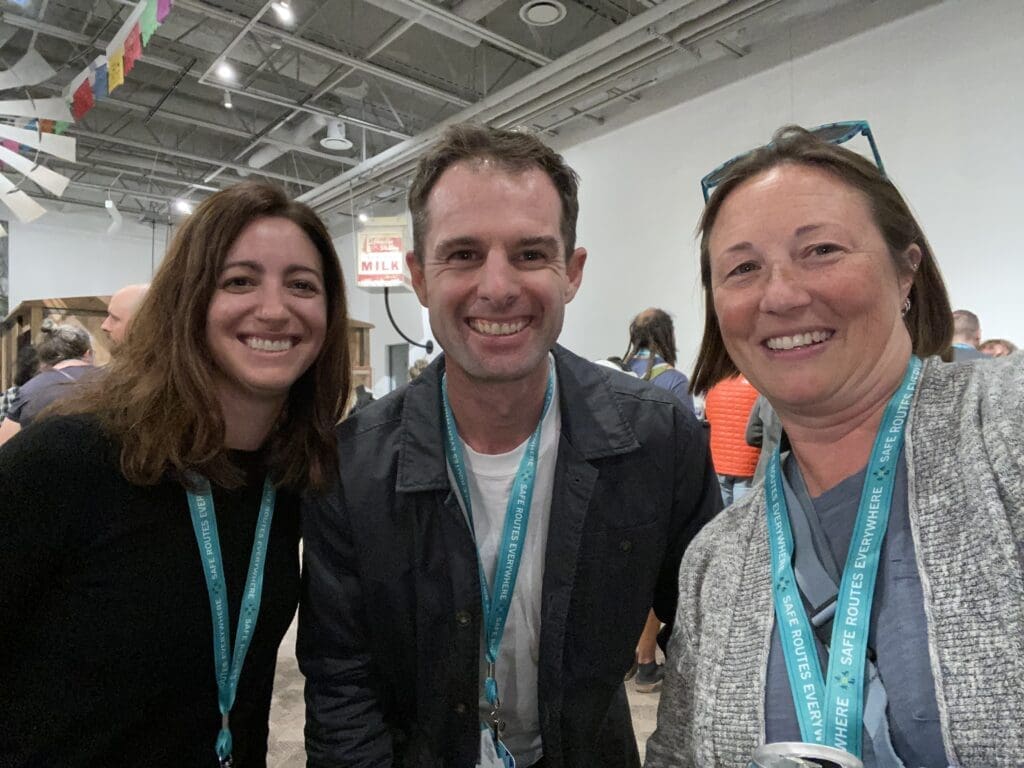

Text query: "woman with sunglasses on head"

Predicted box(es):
[0, 181, 349, 767]
[645, 126, 1024, 767]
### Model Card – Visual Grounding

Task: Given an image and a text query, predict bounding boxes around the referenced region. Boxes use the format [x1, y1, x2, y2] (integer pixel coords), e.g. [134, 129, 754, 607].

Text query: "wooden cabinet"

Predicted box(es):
[1, 296, 112, 389]
[348, 318, 373, 390]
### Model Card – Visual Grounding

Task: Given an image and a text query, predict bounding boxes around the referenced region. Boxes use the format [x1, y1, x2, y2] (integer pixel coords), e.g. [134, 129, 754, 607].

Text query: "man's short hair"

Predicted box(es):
[407, 123, 580, 262]
[952, 309, 980, 342]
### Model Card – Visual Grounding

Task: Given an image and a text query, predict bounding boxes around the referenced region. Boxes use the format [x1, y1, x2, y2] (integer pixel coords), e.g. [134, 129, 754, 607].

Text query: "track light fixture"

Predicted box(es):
[223, 90, 233, 109]
[105, 197, 122, 235]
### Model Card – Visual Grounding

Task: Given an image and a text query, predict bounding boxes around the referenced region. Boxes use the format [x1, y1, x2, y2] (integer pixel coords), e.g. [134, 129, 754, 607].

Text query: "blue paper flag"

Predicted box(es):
[93, 63, 109, 100]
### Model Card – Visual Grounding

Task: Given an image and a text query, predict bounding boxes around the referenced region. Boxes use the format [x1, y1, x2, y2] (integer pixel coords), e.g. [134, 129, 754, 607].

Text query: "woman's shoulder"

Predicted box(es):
[916, 355, 1024, 425]
[0, 413, 118, 475]
[683, 486, 764, 576]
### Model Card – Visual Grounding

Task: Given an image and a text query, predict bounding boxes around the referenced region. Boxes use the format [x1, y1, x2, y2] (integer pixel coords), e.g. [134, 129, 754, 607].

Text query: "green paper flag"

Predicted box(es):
[141, 0, 159, 46]
[54, 120, 71, 135]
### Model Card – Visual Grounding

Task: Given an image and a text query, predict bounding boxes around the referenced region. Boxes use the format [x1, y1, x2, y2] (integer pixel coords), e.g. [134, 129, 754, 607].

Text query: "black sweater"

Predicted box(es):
[0, 415, 300, 767]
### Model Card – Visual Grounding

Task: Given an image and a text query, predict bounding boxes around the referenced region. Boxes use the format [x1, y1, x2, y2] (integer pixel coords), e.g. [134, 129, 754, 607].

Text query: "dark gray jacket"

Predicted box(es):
[299, 345, 720, 767]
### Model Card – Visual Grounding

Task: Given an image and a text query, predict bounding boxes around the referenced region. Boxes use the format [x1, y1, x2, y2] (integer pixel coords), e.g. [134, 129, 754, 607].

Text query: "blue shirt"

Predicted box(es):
[626, 352, 694, 412]
[764, 451, 947, 767]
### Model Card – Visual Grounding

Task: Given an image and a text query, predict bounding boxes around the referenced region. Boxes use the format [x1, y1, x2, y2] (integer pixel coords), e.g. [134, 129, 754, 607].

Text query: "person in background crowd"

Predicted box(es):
[648, 126, 1024, 767]
[593, 356, 637, 375]
[0, 319, 96, 445]
[299, 123, 720, 768]
[979, 337, 1017, 357]
[620, 307, 700, 693]
[0, 344, 39, 423]
[703, 374, 761, 506]
[950, 308, 985, 361]
[622, 307, 695, 412]
[0, 181, 349, 768]
[409, 356, 430, 379]
[101, 282, 150, 348]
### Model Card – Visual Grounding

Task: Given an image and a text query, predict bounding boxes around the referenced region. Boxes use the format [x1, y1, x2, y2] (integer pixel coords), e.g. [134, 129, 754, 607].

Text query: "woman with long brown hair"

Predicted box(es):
[0, 181, 349, 767]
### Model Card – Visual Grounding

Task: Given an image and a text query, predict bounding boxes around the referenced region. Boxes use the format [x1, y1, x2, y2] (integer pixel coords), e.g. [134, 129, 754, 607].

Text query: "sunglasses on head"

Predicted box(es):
[700, 120, 886, 203]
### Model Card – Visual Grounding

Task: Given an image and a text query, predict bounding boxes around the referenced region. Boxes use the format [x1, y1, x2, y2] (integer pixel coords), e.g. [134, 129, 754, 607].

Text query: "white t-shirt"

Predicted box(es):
[446, 366, 560, 767]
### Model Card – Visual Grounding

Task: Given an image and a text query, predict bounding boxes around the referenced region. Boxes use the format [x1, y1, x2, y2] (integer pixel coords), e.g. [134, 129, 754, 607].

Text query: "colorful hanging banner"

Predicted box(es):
[60, 0, 169, 122]
[141, 0, 159, 45]
[124, 24, 142, 74]
[71, 78, 95, 120]
[91, 56, 109, 100]
[107, 48, 125, 93]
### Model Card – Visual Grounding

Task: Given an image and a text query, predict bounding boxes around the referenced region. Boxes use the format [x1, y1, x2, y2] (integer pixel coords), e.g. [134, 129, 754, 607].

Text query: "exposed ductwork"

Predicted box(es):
[247, 114, 327, 170]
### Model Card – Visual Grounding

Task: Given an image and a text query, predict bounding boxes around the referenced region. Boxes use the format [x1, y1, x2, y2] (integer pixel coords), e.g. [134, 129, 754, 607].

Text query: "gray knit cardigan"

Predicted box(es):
[645, 356, 1024, 767]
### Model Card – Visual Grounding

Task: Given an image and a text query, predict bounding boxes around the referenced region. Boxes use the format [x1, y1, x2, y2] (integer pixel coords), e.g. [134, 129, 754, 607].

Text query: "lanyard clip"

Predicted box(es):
[489, 706, 506, 740]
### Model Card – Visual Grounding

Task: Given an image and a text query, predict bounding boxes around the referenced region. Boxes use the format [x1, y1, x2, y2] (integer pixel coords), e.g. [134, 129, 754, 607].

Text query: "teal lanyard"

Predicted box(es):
[186, 475, 276, 768]
[441, 364, 554, 727]
[765, 356, 922, 758]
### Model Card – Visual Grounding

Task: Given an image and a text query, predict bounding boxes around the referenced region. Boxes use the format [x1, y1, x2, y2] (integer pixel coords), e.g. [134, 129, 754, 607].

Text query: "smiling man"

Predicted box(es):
[299, 124, 720, 768]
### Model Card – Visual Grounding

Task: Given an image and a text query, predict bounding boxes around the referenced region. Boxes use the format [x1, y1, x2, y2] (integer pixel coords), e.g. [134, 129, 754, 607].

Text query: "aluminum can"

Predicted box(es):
[748, 742, 864, 768]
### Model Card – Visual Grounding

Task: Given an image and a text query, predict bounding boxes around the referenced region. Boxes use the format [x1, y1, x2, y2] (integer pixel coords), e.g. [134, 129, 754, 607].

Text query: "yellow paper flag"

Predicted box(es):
[108, 47, 125, 92]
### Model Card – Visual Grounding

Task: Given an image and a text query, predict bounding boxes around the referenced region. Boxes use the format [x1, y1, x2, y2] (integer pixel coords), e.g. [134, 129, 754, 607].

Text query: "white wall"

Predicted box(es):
[8, 207, 170, 307]
[559, 0, 1024, 368]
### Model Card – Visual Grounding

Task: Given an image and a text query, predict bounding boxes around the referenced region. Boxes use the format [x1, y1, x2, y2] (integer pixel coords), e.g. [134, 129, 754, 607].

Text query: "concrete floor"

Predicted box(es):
[267, 618, 662, 766]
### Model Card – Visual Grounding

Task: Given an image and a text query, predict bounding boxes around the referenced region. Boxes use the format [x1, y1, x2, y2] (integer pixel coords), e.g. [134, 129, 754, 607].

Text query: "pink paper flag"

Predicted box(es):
[124, 24, 142, 74]
[157, 0, 172, 23]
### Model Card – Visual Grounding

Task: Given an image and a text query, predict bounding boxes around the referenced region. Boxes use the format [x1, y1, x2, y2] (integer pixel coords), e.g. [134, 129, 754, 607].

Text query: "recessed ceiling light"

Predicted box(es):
[175, 199, 193, 214]
[358, 212, 369, 223]
[271, 1, 294, 24]
[519, 0, 566, 27]
[216, 60, 236, 81]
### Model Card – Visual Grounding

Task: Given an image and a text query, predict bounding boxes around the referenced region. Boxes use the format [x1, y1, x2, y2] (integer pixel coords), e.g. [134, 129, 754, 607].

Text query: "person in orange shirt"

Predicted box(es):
[703, 374, 761, 505]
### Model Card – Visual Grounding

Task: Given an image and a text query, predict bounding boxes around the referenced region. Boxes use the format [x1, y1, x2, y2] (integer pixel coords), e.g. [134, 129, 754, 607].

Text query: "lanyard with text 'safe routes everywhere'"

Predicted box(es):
[765, 356, 921, 760]
[442, 362, 554, 768]
[186, 475, 276, 768]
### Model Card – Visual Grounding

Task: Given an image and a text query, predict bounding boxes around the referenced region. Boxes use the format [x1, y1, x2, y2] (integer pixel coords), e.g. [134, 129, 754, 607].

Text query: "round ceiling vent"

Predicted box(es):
[519, 0, 566, 27]
[320, 119, 353, 151]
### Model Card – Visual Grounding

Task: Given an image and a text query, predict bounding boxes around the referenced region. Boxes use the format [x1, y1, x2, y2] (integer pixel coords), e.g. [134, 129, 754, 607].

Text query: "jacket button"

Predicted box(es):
[454, 702, 469, 715]
[455, 610, 471, 627]
[619, 539, 633, 553]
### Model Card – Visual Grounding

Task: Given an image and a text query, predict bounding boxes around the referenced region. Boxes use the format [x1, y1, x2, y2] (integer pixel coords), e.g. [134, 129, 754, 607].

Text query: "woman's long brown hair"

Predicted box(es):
[57, 181, 350, 492]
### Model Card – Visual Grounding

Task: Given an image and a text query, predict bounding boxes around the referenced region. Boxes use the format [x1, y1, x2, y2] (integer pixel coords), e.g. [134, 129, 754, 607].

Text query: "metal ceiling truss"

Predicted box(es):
[0, 0, 880, 219]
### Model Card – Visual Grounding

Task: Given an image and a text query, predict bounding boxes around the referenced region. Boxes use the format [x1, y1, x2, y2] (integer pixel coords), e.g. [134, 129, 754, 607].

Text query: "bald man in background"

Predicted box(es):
[101, 284, 148, 348]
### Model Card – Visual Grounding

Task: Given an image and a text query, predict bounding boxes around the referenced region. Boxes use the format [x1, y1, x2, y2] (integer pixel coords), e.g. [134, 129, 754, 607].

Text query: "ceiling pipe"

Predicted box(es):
[360, 0, 482, 48]
[384, 0, 550, 66]
[73, 129, 319, 187]
[247, 113, 327, 169]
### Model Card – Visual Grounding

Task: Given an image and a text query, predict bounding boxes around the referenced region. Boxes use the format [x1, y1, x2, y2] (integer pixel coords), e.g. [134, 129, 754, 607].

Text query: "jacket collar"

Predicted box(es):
[395, 344, 641, 493]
